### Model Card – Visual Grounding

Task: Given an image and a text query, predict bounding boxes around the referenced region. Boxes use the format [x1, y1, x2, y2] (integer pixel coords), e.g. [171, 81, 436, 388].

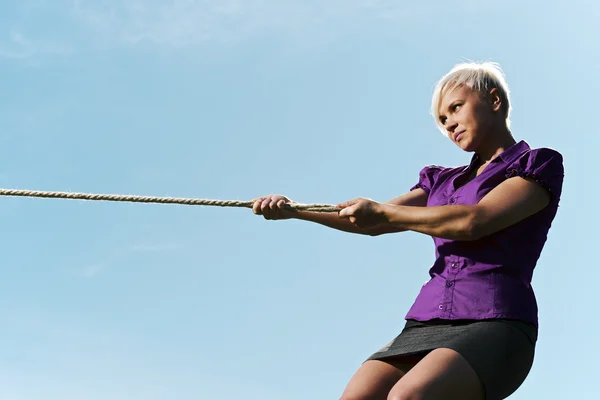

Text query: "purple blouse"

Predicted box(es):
[405, 140, 564, 328]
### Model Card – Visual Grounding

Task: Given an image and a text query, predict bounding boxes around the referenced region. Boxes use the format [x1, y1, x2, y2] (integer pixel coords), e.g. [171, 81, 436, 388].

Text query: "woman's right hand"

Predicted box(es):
[252, 194, 295, 220]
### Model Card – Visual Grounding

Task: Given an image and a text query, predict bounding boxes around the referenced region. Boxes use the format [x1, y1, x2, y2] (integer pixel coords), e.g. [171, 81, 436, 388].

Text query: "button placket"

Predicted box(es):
[442, 258, 460, 317]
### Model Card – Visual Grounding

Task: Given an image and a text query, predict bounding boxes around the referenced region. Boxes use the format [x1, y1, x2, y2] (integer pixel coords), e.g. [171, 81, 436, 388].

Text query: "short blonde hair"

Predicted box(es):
[431, 61, 512, 135]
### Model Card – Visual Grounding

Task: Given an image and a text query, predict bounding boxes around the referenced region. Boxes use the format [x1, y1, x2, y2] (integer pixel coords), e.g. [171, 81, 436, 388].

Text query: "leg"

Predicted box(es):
[340, 355, 425, 400]
[387, 348, 485, 400]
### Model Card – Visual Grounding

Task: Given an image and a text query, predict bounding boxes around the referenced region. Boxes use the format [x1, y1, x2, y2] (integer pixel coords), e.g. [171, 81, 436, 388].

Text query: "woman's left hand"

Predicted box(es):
[337, 198, 388, 229]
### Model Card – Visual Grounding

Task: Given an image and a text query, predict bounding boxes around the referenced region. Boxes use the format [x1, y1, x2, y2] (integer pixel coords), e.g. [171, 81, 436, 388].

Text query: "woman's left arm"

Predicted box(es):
[339, 177, 552, 240]
[384, 177, 551, 240]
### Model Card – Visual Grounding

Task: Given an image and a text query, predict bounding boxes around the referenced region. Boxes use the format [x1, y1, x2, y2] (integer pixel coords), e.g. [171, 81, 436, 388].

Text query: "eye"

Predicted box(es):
[439, 116, 447, 125]
[452, 103, 462, 112]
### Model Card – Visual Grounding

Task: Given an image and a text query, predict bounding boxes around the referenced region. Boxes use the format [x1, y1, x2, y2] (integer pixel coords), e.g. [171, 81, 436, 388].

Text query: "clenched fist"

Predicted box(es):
[337, 197, 387, 229]
[252, 194, 294, 220]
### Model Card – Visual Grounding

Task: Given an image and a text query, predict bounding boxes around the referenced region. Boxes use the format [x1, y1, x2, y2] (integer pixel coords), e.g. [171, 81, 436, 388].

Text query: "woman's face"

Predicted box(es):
[438, 85, 501, 152]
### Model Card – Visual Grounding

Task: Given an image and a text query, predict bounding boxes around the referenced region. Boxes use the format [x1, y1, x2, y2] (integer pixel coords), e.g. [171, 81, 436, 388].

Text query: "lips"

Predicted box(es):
[454, 130, 465, 142]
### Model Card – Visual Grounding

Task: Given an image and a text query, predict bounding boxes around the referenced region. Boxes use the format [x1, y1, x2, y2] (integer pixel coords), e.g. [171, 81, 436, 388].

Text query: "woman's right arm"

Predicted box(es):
[252, 189, 429, 236]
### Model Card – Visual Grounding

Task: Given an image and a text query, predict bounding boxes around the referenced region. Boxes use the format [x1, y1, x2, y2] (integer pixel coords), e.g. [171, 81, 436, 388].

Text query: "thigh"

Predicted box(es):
[388, 348, 485, 400]
[340, 355, 425, 400]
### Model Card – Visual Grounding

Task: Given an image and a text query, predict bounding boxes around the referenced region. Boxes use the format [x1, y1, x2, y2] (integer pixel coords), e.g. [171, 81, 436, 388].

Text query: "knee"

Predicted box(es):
[340, 393, 374, 400]
[387, 384, 424, 400]
[341, 391, 387, 400]
[339, 395, 365, 400]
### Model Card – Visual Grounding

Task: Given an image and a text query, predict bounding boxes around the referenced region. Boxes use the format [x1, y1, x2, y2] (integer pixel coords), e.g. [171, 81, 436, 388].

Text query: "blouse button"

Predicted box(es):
[446, 281, 454, 287]
[449, 198, 456, 204]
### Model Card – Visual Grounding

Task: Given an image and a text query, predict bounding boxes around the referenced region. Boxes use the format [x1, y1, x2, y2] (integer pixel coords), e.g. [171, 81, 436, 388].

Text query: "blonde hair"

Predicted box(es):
[431, 61, 512, 135]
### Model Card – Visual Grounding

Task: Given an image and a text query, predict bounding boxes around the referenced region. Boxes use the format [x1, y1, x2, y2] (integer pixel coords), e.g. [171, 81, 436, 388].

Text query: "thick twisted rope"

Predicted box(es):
[0, 188, 338, 213]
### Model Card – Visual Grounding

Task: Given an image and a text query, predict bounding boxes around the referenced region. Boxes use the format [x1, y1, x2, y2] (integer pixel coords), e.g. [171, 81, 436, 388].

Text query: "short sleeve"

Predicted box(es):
[410, 165, 445, 194]
[505, 148, 564, 202]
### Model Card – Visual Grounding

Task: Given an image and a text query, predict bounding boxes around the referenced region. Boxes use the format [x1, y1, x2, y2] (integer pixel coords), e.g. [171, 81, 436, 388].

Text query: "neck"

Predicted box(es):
[475, 125, 516, 163]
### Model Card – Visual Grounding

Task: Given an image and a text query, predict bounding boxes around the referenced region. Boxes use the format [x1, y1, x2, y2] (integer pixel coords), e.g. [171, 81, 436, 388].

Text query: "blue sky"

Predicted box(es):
[0, 1, 596, 399]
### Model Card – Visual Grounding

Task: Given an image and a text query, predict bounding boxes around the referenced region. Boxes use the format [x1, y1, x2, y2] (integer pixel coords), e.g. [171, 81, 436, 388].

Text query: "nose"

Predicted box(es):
[445, 118, 458, 135]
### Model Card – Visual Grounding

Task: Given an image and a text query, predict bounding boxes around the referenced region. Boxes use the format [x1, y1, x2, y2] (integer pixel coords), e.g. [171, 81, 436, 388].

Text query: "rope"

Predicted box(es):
[0, 188, 339, 213]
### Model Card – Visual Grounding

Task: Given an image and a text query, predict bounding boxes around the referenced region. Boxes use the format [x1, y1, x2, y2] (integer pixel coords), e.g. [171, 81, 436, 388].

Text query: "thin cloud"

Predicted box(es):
[70, 0, 304, 47]
[3, 1, 495, 55]
[80, 262, 105, 278]
[130, 242, 184, 252]
[76, 241, 184, 278]
[0, 30, 70, 60]
[67, 0, 437, 48]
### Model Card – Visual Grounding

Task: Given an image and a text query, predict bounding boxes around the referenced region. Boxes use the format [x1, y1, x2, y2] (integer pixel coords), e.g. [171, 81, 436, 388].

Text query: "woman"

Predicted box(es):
[252, 62, 564, 400]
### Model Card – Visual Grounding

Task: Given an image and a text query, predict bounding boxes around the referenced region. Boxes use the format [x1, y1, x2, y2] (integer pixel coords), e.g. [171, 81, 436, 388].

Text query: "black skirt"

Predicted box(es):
[367, 319, 538, 400]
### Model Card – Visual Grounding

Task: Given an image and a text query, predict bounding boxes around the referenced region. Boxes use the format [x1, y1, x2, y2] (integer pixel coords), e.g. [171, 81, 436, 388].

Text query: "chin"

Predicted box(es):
[456, 138, 477, 152]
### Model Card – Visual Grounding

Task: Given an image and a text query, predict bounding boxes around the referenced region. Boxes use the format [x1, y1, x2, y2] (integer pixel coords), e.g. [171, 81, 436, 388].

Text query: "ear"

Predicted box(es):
[488, 88, 502, 112]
